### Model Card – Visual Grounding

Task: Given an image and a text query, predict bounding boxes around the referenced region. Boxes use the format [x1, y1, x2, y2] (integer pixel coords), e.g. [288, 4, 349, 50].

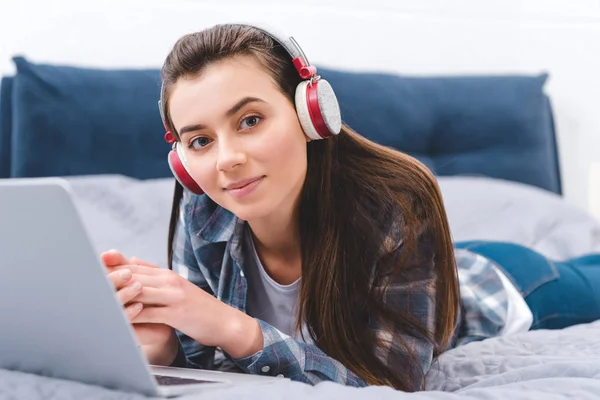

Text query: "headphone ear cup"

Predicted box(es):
[167, 143, 204, 195]
[295, 79, 342, 140]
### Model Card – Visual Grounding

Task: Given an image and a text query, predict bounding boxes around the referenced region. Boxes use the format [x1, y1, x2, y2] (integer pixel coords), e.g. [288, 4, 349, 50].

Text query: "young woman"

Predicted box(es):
[101, 23, 600, 392]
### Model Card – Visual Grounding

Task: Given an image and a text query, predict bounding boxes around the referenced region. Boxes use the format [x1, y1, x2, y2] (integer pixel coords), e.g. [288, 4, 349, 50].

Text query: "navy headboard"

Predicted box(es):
[0, 57, 561, 195]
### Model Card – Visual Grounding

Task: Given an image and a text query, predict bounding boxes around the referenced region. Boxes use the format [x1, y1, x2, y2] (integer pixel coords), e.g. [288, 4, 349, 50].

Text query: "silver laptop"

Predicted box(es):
[0, 177, 285, 397]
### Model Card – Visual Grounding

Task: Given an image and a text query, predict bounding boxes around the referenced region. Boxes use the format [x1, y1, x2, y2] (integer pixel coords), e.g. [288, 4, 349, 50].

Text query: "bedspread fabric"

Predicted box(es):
[2, 320, 600, 399]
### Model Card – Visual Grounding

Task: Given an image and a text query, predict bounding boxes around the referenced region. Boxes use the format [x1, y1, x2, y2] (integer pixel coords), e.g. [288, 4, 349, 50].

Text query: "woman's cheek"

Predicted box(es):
[187, 157, 216, 190]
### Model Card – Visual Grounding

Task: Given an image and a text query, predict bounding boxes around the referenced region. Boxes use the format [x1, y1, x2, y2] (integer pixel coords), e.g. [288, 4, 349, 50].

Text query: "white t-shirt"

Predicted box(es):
[243, 226, 313, 344]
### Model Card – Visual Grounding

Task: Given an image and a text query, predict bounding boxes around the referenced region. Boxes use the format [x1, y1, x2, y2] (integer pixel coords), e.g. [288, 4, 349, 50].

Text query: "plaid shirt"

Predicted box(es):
[168, 191, 509, 389]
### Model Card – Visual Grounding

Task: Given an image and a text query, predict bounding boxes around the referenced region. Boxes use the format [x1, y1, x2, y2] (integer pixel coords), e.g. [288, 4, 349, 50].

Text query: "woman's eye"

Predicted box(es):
[189, 137, 212, 150]
[240, 115, 261, 130]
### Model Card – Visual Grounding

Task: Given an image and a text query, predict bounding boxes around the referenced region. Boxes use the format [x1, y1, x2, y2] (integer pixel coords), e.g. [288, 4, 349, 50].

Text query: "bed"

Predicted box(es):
[1, 57, 600, 399]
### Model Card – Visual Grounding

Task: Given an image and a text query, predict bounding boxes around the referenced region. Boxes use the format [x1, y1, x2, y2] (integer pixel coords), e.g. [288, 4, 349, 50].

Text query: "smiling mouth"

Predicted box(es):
[224, 176, 265, 191]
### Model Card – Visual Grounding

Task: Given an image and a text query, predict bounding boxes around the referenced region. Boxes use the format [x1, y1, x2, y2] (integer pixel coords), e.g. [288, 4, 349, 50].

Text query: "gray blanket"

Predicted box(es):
[2, 175, 600, 398]
[62, 175, 600, 269]
[3, 320, 600, 399]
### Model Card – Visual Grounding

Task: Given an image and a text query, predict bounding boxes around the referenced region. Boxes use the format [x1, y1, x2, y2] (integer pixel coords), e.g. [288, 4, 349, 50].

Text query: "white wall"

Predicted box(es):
[1, 0, 599, 213]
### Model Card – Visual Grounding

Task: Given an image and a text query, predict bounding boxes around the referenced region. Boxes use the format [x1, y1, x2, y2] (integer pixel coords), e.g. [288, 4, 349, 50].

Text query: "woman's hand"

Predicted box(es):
[101, 250, 179, 365]
[101, 250, 264, 360]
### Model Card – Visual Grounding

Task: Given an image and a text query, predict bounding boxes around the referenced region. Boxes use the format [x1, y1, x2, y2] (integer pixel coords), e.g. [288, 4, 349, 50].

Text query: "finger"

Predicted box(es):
[134, 287, 181, 307]
[108, 268, 133, 290]
[101, 249, 130, 268]
[125, 302, 143, 320]
[132, 306, 168, 324]
[128, 274, 165, 289]
[109, 264, 162, 276]
[130, 257, 159, 269]
[117, 279, 144, 305]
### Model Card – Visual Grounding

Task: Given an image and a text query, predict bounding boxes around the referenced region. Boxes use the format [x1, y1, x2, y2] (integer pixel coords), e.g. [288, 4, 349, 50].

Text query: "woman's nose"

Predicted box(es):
[216, 136, 247, 171]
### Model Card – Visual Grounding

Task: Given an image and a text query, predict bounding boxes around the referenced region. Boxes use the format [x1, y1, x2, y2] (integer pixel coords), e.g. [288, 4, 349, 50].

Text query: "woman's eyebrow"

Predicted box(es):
[180, 123, 207, 135]
[225, 96, 266, 117]
[179, 96, 266, 136]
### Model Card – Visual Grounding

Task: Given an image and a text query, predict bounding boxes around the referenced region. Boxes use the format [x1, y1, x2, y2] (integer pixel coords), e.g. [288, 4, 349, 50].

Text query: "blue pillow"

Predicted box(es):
[319, 68, 560, 194]
[6, 57, 560, 195]
[10, 56, 171, 179]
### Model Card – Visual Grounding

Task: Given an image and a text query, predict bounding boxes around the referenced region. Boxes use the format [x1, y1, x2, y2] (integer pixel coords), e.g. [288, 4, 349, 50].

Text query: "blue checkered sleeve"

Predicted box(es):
[453, 248, 508, 346]
[233, 320, 368, 386]
[169, 198, 217, 370]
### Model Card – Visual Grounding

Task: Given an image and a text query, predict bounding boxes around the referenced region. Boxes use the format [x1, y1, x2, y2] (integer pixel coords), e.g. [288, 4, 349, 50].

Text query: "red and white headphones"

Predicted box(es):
[158, 24, 342, 195]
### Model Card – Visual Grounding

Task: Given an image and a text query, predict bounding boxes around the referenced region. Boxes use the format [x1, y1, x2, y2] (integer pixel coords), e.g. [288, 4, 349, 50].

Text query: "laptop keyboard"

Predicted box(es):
[154, 374, 221, 386]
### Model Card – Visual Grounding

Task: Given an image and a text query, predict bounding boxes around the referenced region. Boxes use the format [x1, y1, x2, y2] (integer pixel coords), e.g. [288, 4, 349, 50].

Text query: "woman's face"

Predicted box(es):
[168, 55, 310, 222]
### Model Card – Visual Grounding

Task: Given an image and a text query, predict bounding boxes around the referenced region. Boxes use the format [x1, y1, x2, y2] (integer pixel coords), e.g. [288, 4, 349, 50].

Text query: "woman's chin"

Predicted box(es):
[225, 202, 271, 222]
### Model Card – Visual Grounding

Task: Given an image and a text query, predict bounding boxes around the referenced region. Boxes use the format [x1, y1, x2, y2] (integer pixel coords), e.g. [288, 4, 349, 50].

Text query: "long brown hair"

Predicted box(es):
[162, 24, 459, 391]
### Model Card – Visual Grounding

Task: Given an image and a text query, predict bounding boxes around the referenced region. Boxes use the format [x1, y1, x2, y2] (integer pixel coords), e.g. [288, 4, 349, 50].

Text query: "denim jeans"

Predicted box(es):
[455, 241, 600, 330]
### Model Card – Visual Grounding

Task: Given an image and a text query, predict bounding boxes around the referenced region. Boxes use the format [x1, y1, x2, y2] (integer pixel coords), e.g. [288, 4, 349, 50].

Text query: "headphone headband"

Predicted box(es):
[244, 24, 309, 67]
[158, 23, 316, 130]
